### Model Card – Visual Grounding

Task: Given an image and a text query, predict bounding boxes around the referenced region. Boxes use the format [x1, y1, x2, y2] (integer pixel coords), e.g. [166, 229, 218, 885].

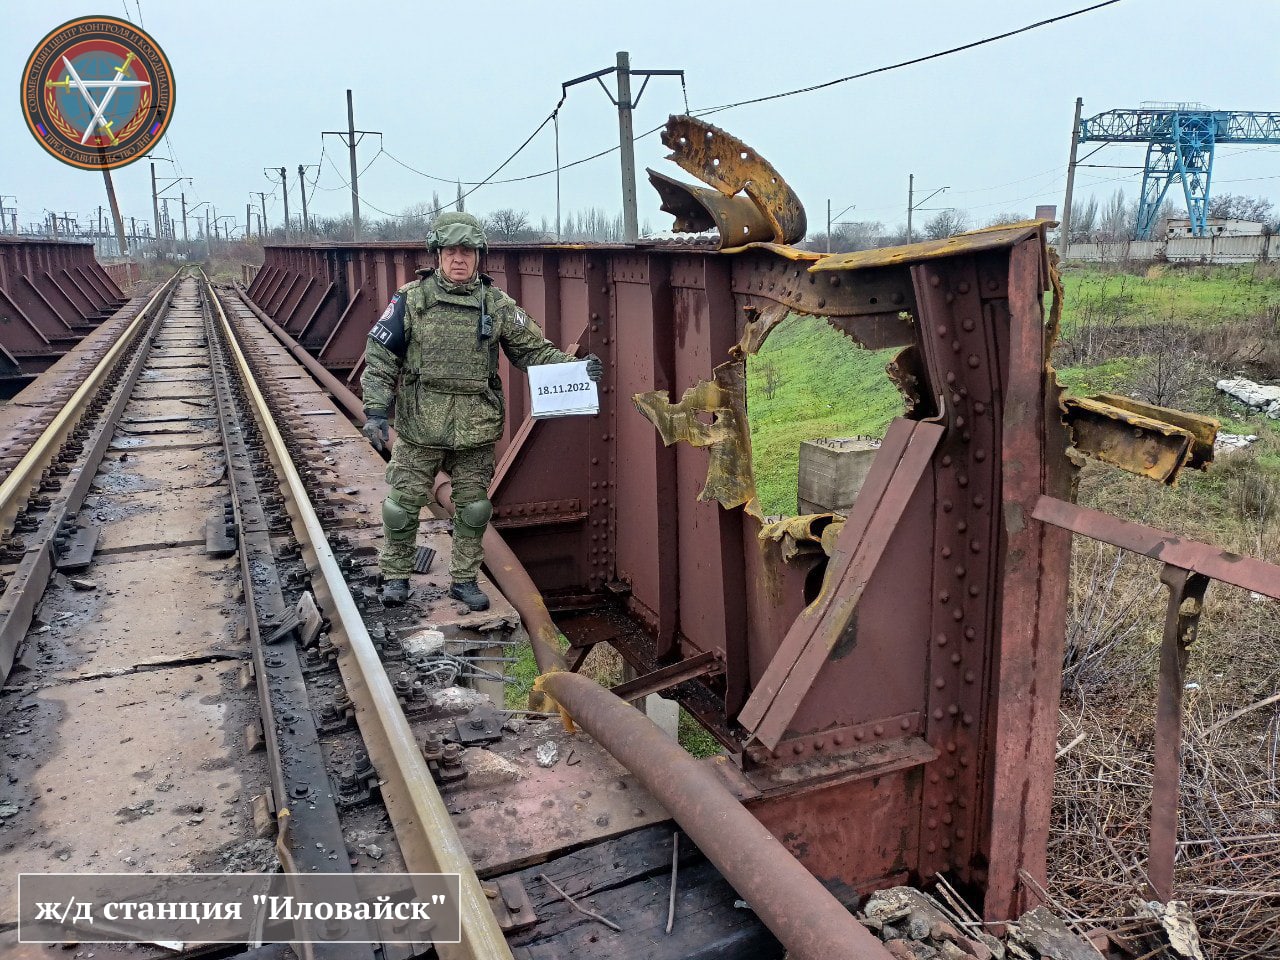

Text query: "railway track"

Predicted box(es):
[0, 270, 782, 960]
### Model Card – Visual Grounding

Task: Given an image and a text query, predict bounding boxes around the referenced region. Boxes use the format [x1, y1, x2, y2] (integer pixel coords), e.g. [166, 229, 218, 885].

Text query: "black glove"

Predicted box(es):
[361, 411, 389, 451]
[584, 354, 604, 382]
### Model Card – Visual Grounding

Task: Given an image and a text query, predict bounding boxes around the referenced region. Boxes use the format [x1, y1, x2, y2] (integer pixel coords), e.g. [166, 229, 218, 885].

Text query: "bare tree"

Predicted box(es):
[984, 211, 1029, 228]
[758, 360, 781, 400]
[1209, 193, 1275, 225]
[923, 209, 969, 240]
[1069, 196, 1099, 241]
[485, 208, 532, 241]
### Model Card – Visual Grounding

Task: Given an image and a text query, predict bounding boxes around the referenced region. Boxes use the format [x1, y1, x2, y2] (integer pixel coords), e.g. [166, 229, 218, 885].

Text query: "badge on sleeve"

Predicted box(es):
[514, 307, 529, 327]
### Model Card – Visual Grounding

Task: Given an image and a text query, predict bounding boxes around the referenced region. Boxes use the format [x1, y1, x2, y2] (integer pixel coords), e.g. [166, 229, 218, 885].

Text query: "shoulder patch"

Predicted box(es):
[513, 306, 530, 327]
[369, 292, 407, 357]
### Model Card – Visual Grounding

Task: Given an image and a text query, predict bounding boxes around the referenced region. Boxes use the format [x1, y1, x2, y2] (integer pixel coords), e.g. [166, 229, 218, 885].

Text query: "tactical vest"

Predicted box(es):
[404, 274, 499, 395]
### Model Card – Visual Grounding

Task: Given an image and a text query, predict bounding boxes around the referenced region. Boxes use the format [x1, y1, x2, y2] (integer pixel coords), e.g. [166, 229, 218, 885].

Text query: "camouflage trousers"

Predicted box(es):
[381, 437, 495, 582]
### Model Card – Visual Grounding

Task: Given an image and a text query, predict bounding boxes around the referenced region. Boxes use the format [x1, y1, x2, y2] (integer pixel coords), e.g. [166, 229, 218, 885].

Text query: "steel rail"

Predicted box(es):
[0, 274, 178, 537]
[204, 275, 511, 960]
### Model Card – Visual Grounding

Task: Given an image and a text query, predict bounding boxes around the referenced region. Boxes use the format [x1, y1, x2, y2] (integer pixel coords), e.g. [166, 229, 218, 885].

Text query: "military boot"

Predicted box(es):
[382, 578, 410, 606]
[449, 580, 489, 612]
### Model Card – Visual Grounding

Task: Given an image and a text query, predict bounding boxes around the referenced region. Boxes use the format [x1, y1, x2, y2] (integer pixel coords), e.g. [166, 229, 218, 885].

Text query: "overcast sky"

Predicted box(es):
[6, 0, 1280, 238]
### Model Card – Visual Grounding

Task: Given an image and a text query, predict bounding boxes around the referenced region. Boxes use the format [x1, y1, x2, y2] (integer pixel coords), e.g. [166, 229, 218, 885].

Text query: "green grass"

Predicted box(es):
[1060, 263, 1280, 334]
[746, 315, 904, 516]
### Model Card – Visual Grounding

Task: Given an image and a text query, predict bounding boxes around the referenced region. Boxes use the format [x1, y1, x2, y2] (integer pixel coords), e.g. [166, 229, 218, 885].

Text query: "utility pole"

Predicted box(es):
[97, 148, 128, 255]
[297, 163, 313, 237]
[204, 209, 211, 260]
[1059, 96, 1084, 260]
[265, 167, 291, 240]
[560, 53, 685, 245]
[150, 161, 161, 252]
[615, 51, 638, 244]
[256, 192, 269, 236]
[826, 200, 856, 254]
[322, 90, 380, 240]
[907, 174, 914, 244]
[0, 197, 15, 235]
[180, 192, 189, 243]
[246, 203, 252, 240]
[907, 175, 949, 243]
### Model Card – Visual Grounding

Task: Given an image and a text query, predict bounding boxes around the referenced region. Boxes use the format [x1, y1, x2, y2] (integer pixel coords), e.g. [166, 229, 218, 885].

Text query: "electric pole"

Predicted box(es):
[826, 200, 856, 254]
[298, 163, 314, 237]
[150, 161, 161, 252]
[256, 192, 269, 236]
[907, 174, 913, 244]
[1059, 96, 1084, 260]
[560, 53, 685, 245]
[180, 192, 189, 244]
[96, 146, 127, 255]
[322, 90, 380, 240]
[204, 208, 211, 260]
[266, 167, 291, 240]
[615, 52, 638, 243]
[907, 175, 948, 244]
[246, 203, 252, 240]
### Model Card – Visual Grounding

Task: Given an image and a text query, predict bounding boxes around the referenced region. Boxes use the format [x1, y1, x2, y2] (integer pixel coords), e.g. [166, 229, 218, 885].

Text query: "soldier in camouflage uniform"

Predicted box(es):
[360, 212, 602, 610]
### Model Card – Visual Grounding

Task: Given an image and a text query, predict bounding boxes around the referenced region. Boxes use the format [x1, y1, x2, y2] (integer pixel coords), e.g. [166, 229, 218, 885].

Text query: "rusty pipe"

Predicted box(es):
[541, 670, 892, 960]
[432, 476, 567, 675]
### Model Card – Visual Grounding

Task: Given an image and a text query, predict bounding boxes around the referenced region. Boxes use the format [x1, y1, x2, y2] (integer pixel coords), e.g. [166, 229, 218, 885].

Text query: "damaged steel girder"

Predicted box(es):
[655, 114, 807, 248]
[1063, 393, 1217, 483]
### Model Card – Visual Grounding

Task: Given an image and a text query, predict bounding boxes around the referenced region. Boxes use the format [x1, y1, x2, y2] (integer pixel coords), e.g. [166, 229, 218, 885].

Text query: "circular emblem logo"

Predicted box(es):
[20, 16, 175, 170]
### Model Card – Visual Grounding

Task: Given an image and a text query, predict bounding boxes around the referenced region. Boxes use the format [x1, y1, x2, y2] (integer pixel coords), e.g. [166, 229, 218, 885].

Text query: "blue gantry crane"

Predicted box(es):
[1079, 104, 1280, 238]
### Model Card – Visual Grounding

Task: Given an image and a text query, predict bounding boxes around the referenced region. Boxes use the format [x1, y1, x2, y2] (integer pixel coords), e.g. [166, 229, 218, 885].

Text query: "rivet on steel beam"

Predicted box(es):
[957, 475, 969, 488]
[927, 842, 938, 853]
[901, 717, 911, 730]
[965, 671, 977, 684]
[968, 355, 980, 368]
[942, 500, 953, 513]
[945, 371, 956, 384]
[941, 546, 952, 559]
[970, 540, 982, 553]
[930, 275, 941, 288]
[965, 626, 976, 640]
[873, 725, 884, 736]
[946, 293, 955, 304]
[974, 401, 986, 414]
[792, 743, 804, 755]
[832, 732, 845, 745]
[952, 341, 961, 353]
[939, 591, 950, 603]
[950, 653, 962, 665]
[952, 608, 963, 622]
[962, 318, 975, 332]
[935, 677, 946, 690]
[936, 634, 948, 647]
[933, 709, 944, 721]
[829, 275, 840, 287]
[813, 739, 825, 751]
[854, 730, 864, 741]
[951, 393, 962, 405]
[969, 584, 980, 597]
[974, 449, 986, 462]
[937, 325, 948, 337]
[972, 495, 985, 508]
[954, 565, 966, 579]
[928, 818, 938, 829]
[945, 767, 957, 780]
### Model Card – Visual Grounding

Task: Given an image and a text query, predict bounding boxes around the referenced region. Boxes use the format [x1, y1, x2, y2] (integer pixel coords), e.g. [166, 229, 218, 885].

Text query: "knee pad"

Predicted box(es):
[453, 497, 493, 539]
[382, 492, 420, 542]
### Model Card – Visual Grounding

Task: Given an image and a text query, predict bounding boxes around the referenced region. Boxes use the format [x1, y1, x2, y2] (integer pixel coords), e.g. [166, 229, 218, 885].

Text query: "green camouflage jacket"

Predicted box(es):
[361, 268, 576, 449]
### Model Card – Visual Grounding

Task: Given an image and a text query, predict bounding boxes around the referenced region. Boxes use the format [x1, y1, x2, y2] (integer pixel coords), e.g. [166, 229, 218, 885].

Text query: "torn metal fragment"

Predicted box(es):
[633, 361, 756, 512]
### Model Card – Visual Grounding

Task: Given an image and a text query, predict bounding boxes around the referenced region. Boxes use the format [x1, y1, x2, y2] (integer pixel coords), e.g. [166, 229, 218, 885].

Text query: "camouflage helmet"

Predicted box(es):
[427, 211, 488, 252]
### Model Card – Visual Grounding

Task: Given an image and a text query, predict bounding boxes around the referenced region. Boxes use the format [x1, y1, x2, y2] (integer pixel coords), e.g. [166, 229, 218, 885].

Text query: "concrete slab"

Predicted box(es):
[25, 550, 242, 679]
[93, 444, 225, 495]
[0, 662, 267, 922]
[85, 485, 227, 553]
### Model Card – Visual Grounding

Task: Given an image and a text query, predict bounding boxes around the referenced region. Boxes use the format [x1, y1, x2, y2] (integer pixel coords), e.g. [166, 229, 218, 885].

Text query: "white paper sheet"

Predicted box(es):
[527, 360, 599, 418]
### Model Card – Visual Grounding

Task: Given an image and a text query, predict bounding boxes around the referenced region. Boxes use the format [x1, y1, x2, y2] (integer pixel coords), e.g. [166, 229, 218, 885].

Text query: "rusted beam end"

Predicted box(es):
[1062, 394, 1218, 484]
